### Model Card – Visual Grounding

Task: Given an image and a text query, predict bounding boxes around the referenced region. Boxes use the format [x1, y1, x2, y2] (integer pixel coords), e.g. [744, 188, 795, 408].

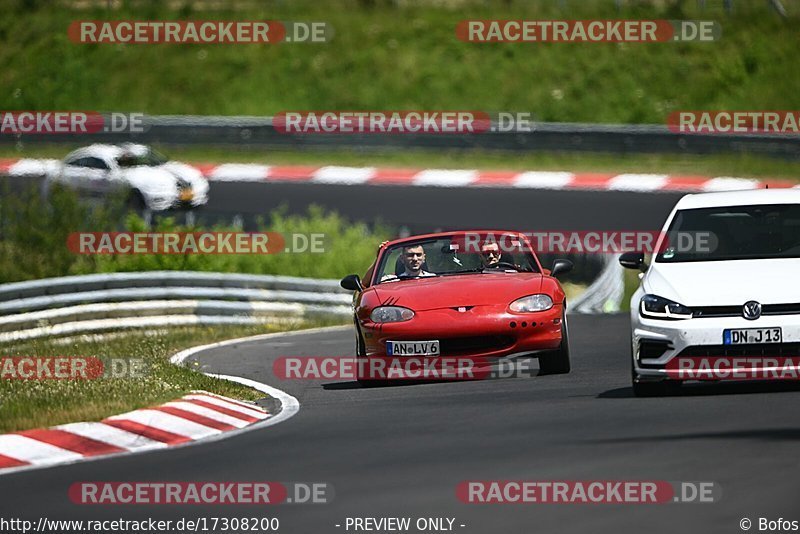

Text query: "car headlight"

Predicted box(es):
[640, 294, 693, 320]
[509, 294, 553, 313]
[370, 306, 415, 323]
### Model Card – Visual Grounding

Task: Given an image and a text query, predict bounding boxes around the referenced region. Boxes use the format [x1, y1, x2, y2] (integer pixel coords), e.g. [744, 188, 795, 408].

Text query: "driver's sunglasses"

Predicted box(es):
[481, 250, 501, 257]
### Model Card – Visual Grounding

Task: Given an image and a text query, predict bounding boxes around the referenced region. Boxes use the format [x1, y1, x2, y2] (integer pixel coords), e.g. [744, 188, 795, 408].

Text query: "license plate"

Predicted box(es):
[179, 189, 194, 201]
[723, 327, 782, 345]
[387, 340, 440, 356]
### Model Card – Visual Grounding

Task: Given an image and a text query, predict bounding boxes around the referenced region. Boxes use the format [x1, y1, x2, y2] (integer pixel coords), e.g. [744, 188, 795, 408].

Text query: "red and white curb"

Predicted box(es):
[0, 327, 328, 475]
[203, 165, 795, 192]
[2, 158, 796, 193]
[0, 391, 269, 474]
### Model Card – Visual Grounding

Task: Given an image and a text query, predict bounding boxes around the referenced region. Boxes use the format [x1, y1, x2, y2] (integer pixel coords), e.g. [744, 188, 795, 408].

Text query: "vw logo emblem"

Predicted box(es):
[742, 301, 762, 320]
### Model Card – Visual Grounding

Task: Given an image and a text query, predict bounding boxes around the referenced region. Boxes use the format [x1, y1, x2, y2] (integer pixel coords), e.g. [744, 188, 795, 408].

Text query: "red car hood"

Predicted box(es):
[370, 273, 544, 311]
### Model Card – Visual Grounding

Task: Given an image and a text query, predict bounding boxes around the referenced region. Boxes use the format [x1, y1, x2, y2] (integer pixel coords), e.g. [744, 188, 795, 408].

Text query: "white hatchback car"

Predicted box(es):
[47, 143, 209, 211]
[621, 189, 800, 396]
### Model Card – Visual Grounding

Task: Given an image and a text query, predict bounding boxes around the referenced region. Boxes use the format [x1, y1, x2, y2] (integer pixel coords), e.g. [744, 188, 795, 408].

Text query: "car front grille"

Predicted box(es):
[692, 303, 800, 318]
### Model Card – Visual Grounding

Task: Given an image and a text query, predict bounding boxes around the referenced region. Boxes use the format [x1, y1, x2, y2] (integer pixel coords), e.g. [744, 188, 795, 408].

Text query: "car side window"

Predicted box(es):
[83, 157, 110, 170]
[376, 249, 403, 281]
[66, 157, 86, 167]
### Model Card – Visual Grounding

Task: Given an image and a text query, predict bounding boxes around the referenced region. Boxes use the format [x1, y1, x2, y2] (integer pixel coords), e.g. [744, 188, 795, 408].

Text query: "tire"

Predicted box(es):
[127, 189, 147, 214]
[127, 189, 155, 225]
[538, 310, 571, 375]
[354, 324, 384, 387]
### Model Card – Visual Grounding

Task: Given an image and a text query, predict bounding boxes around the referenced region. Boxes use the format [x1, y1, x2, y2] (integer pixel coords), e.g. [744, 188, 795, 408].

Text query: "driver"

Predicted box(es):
[382, 244, 435, 281]
[479, 242, 503, 268]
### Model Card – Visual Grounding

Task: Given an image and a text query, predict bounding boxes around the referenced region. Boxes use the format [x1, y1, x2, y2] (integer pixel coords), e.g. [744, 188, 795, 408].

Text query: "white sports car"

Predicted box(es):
[621, 189, 800, 396]
[46, 143, 209, 211]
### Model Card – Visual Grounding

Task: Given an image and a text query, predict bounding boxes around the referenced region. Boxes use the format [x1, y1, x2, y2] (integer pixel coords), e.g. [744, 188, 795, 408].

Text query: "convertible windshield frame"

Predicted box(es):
[372, 235, 540, 285]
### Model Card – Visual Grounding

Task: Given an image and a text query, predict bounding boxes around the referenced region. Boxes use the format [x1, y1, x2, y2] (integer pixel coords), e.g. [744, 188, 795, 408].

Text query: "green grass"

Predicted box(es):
[1, 0, 799, 123]
[0, 320, 342, 433]
[621, 267, 643, 312]
[562, 281, 587, 303]
[2, 144, 798, 180]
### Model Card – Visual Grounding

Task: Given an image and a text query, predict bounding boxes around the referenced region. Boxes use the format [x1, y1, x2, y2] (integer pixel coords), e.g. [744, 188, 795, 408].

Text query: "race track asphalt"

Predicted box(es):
[2, 314, 799, 534]
[202, 182, 686, 233]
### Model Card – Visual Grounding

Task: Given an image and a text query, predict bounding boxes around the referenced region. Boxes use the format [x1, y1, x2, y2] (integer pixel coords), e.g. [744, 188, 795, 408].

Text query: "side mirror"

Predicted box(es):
[619, 252, 646, 271]
[340, 274, 363, 292]
[550, 259, 573, 278]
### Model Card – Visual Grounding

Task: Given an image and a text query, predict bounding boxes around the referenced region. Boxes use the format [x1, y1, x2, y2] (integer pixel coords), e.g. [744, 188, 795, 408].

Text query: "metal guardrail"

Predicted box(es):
[570, 254, 625, 314]
[0, 271, 352, 343]
[0, 271, 345, 301]
[1, 115, 798, 158]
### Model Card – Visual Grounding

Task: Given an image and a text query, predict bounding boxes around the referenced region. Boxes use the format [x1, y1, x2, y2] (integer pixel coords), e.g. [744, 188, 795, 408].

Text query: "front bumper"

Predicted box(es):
[361, 304, 563, 360]
[632, 313, 800, 380]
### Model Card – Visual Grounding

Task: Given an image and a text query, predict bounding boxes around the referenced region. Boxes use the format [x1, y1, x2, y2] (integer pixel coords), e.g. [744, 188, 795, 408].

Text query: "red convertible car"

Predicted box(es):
[340, 230, 573, 384]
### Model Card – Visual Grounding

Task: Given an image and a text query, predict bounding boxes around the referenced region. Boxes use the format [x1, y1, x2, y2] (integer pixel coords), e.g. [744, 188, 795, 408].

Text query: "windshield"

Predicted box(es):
[374, 234, 539, 284]
[656, 203, 800, 263]
[116, 149, 168, 168]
